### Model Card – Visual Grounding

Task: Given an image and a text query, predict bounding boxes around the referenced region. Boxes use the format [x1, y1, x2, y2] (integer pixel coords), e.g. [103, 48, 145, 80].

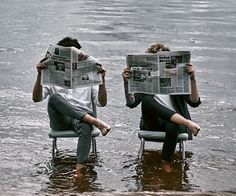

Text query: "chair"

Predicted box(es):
[138, 130, 189, 160]
[48, 93, 100, 161]
[49, 128, 100, 160]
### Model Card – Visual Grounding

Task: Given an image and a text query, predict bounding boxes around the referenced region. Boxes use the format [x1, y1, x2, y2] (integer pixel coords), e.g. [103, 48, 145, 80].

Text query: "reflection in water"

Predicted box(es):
[134, 150, 193, 192]
[38, 150, 102, 194]
[39, 149, 195, 194]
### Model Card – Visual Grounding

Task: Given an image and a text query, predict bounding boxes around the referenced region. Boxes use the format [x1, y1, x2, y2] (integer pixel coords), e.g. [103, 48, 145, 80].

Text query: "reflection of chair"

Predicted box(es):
[138, 130, 189, 160]
[49, 128, 100, 160]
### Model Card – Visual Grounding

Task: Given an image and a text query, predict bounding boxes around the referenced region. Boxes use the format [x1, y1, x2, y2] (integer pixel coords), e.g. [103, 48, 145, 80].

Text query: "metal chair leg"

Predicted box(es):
[52, 139, 56, 160]
[139, 138, 145, 159]
[179, 140, 186, 160]
[182, 140, 186, 160]
[52, 138, 58, 160]
[179, 140, 182, 152]
[92, 137, 97, 158]
[54, 138, 58, 152]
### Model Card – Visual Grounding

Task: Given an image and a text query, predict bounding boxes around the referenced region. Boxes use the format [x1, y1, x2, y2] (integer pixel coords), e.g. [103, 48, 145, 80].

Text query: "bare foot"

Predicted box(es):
[186, 120, 200, 136]
[74, 170, 84, 179]
[82, 114, 111, 136]
[93, 118, 111, 136]
[161, 160, 173, 173]
[74, 164, 85, 179]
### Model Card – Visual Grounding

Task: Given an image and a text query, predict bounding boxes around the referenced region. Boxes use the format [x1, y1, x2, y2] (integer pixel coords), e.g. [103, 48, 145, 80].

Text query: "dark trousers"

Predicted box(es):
[47, 94, 93, 164]
[141, 95, 178, 162]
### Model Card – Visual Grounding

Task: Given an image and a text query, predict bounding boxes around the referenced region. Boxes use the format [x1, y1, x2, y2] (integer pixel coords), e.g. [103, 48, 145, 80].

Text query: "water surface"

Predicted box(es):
[0, 0, 236, 195]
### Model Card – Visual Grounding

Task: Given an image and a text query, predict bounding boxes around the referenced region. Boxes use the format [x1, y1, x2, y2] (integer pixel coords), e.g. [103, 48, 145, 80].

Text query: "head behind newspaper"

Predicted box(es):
[57, 37, 81, 49]
[145, 43, 170, 53]
[57, 37, 88, 61]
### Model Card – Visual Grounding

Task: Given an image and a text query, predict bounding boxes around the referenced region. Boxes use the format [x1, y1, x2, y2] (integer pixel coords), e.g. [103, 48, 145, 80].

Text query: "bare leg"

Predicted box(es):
[82, 114, 111, 136]
[170, 113, 200, 136]
[160, 115, 200, 173]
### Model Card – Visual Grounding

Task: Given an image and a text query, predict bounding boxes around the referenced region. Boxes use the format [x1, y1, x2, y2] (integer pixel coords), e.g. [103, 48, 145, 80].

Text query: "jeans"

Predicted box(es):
[141, 95, 178, 162]
[47, 94, 93, 164]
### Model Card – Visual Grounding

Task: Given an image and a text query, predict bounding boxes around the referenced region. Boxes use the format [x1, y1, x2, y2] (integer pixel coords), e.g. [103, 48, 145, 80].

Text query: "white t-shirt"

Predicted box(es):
[42, 85, 101, 114]
[154, 94, 175, 112]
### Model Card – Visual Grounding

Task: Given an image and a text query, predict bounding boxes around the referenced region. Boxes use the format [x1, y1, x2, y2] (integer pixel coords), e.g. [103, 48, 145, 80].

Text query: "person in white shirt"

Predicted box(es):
[32, 37, 111, 178]
[122, 43, 201, 172]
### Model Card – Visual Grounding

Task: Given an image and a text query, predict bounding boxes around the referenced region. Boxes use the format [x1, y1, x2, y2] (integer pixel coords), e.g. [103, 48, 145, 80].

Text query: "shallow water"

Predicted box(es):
[0, 0, 236, 195]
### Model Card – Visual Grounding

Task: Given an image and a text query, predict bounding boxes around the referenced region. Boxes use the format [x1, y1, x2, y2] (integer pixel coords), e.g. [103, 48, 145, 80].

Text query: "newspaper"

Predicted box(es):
[126, 51, 191, 95]
[41, 44, 102, 88]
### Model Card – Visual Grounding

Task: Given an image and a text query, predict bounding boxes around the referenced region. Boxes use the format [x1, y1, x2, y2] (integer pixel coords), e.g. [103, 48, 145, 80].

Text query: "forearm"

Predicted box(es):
[98, 78, 107, 106]
[32, 73, 43, 102]
[190, 78, 200, 103]
[123, 82, 135, 105]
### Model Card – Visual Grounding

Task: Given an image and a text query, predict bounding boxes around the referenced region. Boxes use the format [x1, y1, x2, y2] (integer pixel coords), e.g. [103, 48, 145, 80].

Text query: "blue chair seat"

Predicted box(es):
[49, 128, 100, 138]
[138, 131, 188, 141]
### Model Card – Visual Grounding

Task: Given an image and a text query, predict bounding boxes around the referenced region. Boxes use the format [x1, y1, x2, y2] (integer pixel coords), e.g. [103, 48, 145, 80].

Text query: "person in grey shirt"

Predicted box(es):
[32, 37, 111, 178]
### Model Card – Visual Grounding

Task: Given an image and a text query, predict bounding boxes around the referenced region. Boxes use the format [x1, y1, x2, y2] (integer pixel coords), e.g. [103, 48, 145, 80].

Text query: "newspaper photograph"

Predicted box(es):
[41, 44, 102, 89]
[126, 51, 191, 95]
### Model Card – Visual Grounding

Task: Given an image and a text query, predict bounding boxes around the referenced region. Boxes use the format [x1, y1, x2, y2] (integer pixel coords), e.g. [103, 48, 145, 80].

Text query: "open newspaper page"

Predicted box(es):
[42, 44, 71, 88]
[126, 51, 191, 95]
[158, 51, 191, 94]
[70, 47, 102, 88]
[126, 54, 159, 94]
[41, 44, 102, 89]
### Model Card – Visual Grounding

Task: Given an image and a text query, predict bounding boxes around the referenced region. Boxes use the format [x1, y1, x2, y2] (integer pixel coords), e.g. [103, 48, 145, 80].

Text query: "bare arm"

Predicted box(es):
[122, 68, 135, 105]
[186, 63, 200, 103]
[97, 63, 107, 106]
[32, 58, 47, 102]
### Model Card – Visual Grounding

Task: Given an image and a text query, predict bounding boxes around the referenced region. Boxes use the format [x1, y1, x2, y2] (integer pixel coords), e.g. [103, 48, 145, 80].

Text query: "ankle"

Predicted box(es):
[74, 164, 85, 179]
[161, 159, 173, 173]
[76, 163, 85, 171]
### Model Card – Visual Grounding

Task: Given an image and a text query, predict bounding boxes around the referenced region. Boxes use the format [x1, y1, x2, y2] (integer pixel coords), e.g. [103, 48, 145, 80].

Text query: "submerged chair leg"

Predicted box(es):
[182, 140, 186, 160]
[179, 141, 182, 152]
[52, 138, 56, 160]
[92, 137, 97, 158]
[55, 138, 58, 152]
[179, 140, 186, 160]
[52, 138, 58, 161]
[139, 138, 145, 159]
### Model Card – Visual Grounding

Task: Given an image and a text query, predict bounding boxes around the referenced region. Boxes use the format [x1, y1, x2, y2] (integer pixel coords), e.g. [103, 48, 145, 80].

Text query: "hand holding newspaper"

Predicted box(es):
[126, 51, 191, 95]
[41, 44, 102, 88]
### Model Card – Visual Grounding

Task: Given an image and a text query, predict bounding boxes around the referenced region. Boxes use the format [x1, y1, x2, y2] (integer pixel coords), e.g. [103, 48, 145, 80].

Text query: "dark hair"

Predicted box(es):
[57, 37, 81, 49]
[145, 42, 170, 53]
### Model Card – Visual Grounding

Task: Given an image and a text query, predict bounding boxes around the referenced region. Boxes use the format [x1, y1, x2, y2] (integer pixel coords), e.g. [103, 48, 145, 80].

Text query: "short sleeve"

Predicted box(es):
[91, 85, 102, 107]
[42, 85, 51, 100]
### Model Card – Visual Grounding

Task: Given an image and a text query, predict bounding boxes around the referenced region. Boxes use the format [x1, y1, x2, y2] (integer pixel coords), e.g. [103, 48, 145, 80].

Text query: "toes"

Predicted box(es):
[193, 128, 200, 136]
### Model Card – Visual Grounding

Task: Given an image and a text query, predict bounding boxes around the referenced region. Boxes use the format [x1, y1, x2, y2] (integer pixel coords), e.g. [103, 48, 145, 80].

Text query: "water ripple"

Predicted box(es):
[0, 47, 24, 53]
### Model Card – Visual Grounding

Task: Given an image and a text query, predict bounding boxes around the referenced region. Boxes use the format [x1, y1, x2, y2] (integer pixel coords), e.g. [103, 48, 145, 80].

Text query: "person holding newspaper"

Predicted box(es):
[33, 37, 111, 178]
[122, 43, 201, 172]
